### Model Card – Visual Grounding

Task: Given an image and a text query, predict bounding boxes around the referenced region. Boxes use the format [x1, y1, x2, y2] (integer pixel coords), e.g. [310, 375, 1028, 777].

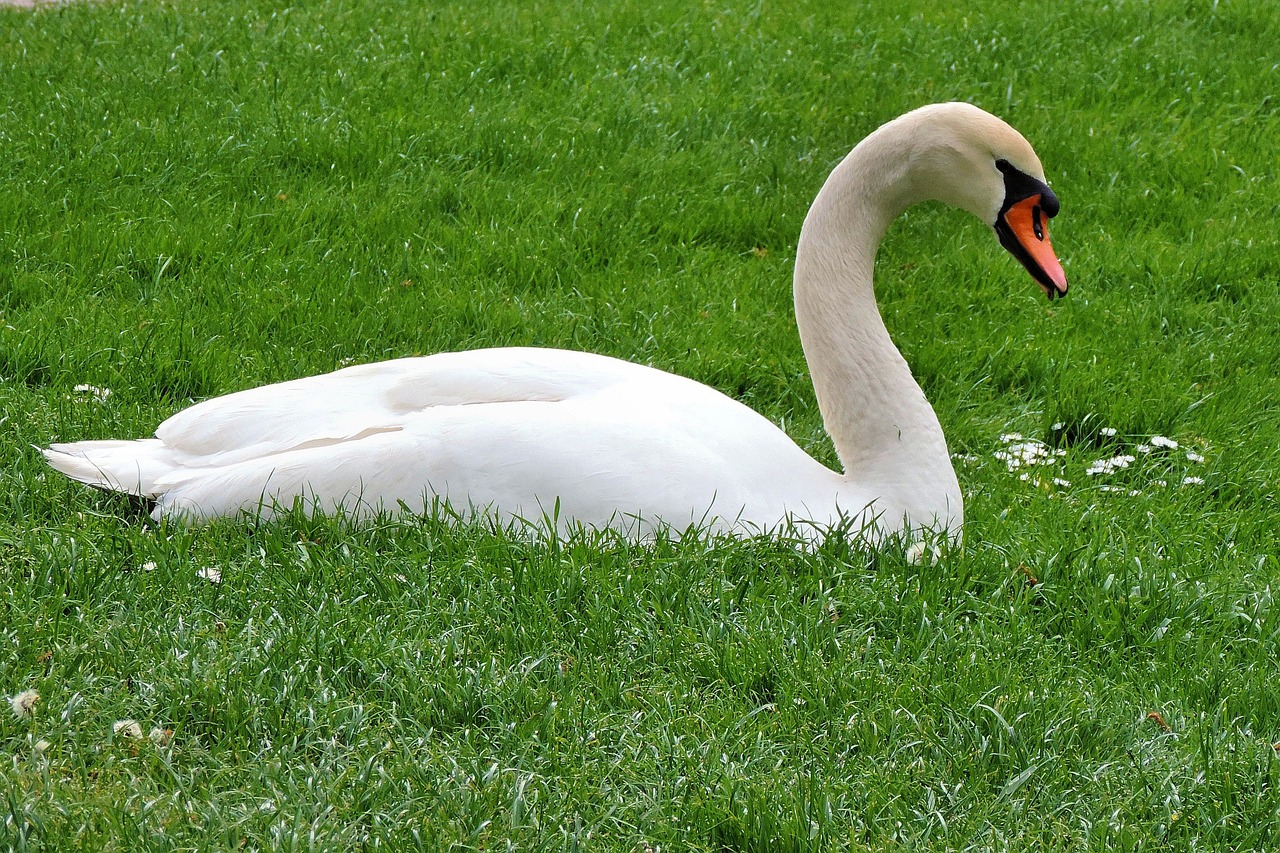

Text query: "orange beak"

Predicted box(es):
[996, 194, 1068, 300]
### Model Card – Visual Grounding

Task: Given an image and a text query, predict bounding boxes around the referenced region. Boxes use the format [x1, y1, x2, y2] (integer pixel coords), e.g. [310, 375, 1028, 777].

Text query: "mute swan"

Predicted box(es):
[43, 102, 1066, 542]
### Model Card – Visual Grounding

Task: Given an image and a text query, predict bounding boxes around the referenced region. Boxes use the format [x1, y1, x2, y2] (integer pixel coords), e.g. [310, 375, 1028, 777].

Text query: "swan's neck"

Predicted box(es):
[793, 137, 960, 511]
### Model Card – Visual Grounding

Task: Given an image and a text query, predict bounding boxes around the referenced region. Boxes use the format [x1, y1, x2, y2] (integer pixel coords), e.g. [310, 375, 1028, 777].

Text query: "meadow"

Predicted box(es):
[2, 0, 1280, 849]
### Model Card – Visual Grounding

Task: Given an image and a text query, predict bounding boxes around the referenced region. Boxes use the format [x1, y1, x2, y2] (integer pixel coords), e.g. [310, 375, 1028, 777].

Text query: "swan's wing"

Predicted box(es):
[151, 347, 654, 468]
[43, 347, 664, 496]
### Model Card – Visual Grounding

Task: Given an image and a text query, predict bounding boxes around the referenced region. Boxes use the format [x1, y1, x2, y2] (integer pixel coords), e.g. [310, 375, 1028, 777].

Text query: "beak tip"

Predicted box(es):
[1041, 274, 1068, 301]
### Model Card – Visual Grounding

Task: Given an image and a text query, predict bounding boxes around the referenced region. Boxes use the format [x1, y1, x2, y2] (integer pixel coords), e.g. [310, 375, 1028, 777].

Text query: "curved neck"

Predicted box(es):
[793, 135, 955, 493]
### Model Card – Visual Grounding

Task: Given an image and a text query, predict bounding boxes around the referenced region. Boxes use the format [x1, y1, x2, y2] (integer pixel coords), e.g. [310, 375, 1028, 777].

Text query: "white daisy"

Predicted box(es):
[72, 384, 112, 402]
[1086, 454, 1136, 476]
[995, 440, 1055, 471]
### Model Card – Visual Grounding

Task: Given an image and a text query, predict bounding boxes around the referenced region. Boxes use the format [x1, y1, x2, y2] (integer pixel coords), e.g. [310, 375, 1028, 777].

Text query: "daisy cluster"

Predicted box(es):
[71, 384, 112, 403]
[993, 433, 1067, 472]
[964, 427, 1209, 493]
[1080, 431, 1207, 488]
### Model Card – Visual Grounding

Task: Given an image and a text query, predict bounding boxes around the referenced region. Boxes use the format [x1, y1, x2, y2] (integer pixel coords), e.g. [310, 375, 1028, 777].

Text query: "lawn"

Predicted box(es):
[2, 0, 1279, 849]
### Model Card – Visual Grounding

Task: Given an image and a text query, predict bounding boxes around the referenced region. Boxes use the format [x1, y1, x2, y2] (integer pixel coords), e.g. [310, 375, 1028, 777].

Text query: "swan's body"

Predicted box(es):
[44, 103, 1067, 542]
[50, 349, 862, 535]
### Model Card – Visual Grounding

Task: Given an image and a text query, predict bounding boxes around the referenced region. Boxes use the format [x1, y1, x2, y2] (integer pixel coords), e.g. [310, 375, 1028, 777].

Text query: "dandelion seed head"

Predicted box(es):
[906, 541, 936, 566]
[113, 719, 143, 739]
[9, 689, 39, 719]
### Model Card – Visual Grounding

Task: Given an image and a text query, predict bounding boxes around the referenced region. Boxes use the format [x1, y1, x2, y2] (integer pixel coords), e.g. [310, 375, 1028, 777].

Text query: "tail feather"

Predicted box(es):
[42, 439, 174, 497]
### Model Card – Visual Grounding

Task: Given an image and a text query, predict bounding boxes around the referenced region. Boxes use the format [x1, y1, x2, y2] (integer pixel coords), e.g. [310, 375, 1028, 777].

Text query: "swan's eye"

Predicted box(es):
[1032, 206, 1045, 241]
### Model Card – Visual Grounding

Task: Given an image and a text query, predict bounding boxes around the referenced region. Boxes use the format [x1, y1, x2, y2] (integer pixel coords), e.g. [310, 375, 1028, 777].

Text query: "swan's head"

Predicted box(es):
[889, 103, 1069, 300]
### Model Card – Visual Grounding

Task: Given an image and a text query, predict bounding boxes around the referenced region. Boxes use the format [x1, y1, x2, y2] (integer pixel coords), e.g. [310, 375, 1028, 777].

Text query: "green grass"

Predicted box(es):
[3, 0, 1280, 848]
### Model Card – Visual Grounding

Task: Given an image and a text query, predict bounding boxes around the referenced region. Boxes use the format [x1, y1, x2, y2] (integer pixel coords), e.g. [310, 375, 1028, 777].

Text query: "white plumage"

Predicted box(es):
[44, 103, 1067, 543]
[48, 348, 840, 533]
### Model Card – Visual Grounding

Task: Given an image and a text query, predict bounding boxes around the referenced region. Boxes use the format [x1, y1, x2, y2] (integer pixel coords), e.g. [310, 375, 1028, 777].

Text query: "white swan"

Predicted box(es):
[43, 103, 1067, 542]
